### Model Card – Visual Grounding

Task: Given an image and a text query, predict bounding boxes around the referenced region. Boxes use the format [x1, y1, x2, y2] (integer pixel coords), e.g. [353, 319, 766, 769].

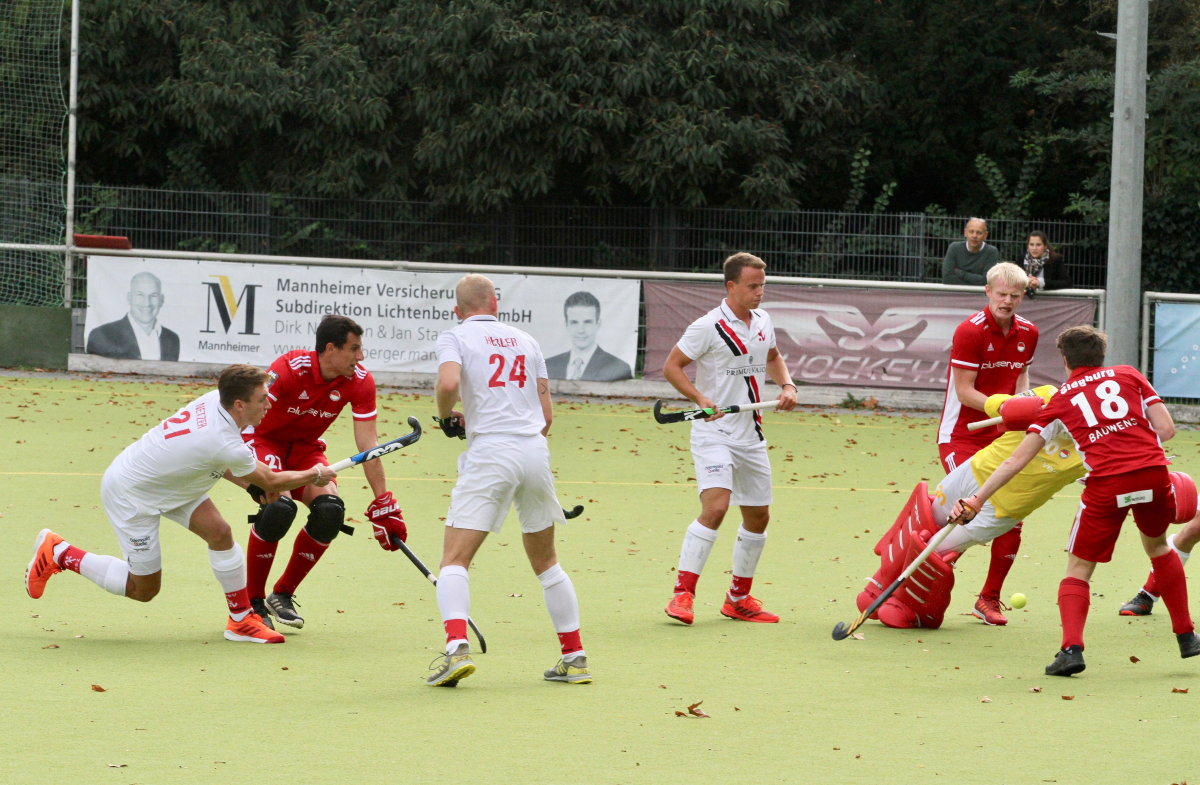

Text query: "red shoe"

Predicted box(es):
[26, 529, 64, 599]
[665, 592, 695, 625]
[973, 596, 1009, 626]
[224, 613, 285, 644]
[720, 593, 779, 623]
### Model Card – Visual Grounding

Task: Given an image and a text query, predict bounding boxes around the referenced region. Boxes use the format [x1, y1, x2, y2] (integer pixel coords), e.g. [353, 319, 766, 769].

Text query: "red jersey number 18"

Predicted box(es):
[488, 354, 528, 388]
[1070, 380, 1131, 427]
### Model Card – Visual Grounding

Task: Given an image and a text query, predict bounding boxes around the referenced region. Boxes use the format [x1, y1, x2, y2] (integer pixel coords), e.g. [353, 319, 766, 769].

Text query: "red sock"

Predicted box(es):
[225, 587, 252, 618]
[444, 618, 468, 646]
[1150, 552, 1194, 635]
[674, 570, 699, 594]
[980, 523, 1022, 600]
[58, 545, 88, 574]
[558, 629, 583, 656]
[729, 575, 753, 598]
[1058, 577, 1091, 650]
[1142, 568, 1161, 600]
[272, 528, 330, 596]
[245, 529, 277, 600]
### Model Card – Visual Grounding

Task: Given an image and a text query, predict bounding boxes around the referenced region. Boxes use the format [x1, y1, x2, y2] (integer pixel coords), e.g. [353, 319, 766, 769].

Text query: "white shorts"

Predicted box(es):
[691, 438, 773, 507]
[100, 473, 207, 576]
[931, 459, 1020, 546]
[446, 434, 566, 534]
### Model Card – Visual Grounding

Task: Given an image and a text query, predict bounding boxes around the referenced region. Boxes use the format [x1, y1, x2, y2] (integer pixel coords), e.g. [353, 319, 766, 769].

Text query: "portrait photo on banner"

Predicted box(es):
[84, 266, 181, 362]
[542, 288, 635, 381]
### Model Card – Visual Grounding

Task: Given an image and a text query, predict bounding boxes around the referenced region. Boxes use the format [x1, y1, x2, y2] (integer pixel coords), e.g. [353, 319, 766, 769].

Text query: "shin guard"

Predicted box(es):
[859, 482, 936, 616]
[881, 528, 955, 629]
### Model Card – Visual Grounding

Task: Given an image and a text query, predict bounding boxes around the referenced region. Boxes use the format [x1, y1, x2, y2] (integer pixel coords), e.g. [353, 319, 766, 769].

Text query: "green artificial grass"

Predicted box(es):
[1, 377, 1197, 784]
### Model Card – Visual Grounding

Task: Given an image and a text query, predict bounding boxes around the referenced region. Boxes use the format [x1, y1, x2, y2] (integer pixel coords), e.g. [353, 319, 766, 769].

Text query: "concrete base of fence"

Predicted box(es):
[0, 307, 72, 370]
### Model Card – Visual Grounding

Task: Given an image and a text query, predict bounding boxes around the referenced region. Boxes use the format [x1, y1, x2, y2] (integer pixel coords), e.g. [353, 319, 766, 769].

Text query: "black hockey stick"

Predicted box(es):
[390, 535, 487, 653]
[652, 399, 779, 424]
[328, 418, 422, 472]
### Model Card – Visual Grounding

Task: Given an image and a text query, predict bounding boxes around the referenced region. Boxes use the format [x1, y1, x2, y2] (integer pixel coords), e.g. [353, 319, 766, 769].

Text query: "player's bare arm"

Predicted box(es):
[538, 377, 553, 436]
[435, 360, 466, 430]
[227, 461, 331, 495]
[353, 417, 388, 498]
[1015, 366, 1030, 394]
[1147, 401, 1176, 442]
[952, 366, 989, 412]
[951, 432, 1046, 520]
[766, 347, 797, 411]
[662, 346, 723, 421]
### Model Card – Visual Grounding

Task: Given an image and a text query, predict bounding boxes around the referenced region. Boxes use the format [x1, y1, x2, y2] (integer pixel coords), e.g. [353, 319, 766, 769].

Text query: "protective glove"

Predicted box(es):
[367, 491, 407, 550]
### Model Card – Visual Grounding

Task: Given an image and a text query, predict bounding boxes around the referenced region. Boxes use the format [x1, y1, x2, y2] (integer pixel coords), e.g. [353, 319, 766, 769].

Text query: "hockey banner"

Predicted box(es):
[83, 257, 640, 378]
[643, 281, 1097, 390]
[1151, 302, 1200, 397]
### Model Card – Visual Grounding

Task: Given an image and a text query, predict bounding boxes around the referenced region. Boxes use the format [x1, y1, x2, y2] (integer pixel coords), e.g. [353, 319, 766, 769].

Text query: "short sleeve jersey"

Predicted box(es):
[436, 315, 548, 440]
[1028, 365, 1166, 478]
[938, 308, 1038, 445]
[248, 350, 377, 444]
[676, 301, 776, 446]
[969, 422, 1085, 521]
[104, 389, 258, 514]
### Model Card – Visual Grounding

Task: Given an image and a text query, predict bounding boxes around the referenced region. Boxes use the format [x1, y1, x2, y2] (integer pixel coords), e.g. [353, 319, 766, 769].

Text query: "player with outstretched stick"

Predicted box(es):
[950, 327, 1200, 675]
[25, 365, 331, 644]
[660, 252, 798, 626]
[235, 315, 407, 630]
[426, 274, 588, 687]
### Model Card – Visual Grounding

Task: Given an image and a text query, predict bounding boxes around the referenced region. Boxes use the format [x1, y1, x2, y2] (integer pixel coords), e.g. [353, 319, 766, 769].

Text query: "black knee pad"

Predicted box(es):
[305, 494, 349, 543]
[250, 496, 298, 542]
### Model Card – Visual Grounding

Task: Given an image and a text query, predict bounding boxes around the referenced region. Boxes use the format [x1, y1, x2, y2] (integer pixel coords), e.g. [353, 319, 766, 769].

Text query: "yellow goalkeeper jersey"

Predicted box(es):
[970, 428, 1085, 521]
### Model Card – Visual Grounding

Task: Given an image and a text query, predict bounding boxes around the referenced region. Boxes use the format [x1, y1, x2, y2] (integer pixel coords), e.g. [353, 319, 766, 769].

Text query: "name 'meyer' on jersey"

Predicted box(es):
[248, 349, 377, 444]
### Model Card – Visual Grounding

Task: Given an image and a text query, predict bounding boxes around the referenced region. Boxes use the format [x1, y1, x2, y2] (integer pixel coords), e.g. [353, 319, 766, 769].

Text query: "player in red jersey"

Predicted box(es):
[237, 315, 407, 629]
[937, 262, 1038, 626]
[951, 326, 1200, 675]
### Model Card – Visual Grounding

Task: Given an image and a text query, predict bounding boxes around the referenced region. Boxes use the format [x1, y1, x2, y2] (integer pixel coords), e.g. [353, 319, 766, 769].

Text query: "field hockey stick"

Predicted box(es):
[653, 399, 779, 424]
[327, 418, 422, 472]
[967, 416, 1003, 432]
[831, 521, 961, 641]
[390, 534, 487, 654]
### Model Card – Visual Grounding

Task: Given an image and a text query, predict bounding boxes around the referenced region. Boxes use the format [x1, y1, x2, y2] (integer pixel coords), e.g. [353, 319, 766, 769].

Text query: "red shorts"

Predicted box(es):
[1067, 466, 1175, 563]
[938, 438, 989, 474]
[245, 435, 330, 499]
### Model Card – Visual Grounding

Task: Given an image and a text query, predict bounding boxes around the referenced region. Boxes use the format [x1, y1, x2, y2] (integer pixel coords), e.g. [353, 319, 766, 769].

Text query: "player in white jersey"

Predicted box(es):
[662, 253, 798, 626]
[25, 365, 331, 644]
[425, 274, 587, 687]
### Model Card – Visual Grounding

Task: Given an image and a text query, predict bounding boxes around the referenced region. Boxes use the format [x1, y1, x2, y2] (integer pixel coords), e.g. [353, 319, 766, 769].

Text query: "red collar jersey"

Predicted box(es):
[1028, 365, 1166, 478]
[938, 308, 1038, 444]
[247, 350, 377, 444]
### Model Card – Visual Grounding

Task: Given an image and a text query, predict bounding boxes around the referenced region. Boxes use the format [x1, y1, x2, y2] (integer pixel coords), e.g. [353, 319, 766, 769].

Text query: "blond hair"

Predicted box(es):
[455, 274, 496, 315]
[986, 261, 1028, 290]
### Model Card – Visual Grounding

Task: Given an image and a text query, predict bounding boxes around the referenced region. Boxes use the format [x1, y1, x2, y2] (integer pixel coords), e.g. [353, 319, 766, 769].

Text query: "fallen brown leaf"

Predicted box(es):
[107, 764, 126, 768]
[687, 701, 710, 718]
[1130, 656, 1140, 663]
[674, 711, 687, 717]
[1062, 695, 1074, 700]
[659, 685, 666, 689]
[1029, 687, 1043, 693]
[852, 632, 865, 640]
[734, 706, 740, 711]
[281, 667, 289, 671]
[91, 685, 106, 692]
[1173, 687, 1189, 694]
[336, 609, 345, 613]
[42, 644, 58, 649]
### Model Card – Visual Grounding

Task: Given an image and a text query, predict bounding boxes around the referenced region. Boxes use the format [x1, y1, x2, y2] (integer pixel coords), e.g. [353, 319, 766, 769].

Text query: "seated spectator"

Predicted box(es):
[941, 218, 1000, 285]
[1022, 230, 1072, 296]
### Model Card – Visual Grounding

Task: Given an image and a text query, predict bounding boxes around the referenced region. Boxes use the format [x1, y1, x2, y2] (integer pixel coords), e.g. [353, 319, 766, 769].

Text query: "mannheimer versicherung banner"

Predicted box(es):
[83, 257, 640, 379]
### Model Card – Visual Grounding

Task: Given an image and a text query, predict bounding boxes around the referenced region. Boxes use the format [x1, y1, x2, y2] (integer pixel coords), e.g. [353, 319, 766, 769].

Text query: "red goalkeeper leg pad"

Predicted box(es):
[877, 597, 920, 629]
[860, 482, 934, 618]
[890, 530, 956, 630]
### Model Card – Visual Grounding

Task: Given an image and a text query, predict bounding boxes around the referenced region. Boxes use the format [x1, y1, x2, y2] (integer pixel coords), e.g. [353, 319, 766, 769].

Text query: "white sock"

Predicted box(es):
[731, 526, 767, 593]
[437, 565, 471, 652]
[1169, 533, 1191, 565]
[53, 540, 69, 562]
[538, 564, 581, 633]
[79, 553, 129, 597]
[678, 520, 719, 576]
[209, 545, 249, 621]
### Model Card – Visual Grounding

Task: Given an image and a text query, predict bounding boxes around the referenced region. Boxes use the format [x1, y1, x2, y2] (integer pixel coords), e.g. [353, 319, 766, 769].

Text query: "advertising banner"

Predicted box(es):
[84, 257, 640, 378]
[644, 282, 1096, 390]
[1152, 302, 1200, 397]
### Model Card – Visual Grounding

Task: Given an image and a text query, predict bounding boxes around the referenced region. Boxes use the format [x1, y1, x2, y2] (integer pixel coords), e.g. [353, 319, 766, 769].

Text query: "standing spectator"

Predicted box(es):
[1022, 231, 1073, 296]
[942, 218, 1000, 285]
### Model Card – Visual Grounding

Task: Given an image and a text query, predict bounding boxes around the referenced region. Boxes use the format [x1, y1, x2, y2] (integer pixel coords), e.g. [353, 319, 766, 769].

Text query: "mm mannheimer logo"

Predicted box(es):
[202, 275, 261, 335]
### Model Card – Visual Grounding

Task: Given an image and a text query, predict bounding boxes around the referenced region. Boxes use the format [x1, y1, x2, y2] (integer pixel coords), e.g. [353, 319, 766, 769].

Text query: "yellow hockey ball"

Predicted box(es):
[1010, 593, 1027, 610]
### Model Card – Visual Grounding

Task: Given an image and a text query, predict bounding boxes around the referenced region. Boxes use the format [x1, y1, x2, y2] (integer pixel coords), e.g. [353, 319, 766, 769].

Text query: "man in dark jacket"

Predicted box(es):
[942, 218, 1000, 286]
[87, 271, 180, 361]
[545, 291, 632, 381]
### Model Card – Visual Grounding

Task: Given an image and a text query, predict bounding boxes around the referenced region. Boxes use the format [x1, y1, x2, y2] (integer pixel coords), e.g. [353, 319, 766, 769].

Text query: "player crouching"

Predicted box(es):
[426, 274, 588, 687]
[25, 365, 331, 644]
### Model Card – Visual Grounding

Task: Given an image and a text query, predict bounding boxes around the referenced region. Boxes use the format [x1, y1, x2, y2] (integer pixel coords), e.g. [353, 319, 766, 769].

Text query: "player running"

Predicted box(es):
[951, 326, 1200, 675]
[661, 252, 798, 626]
[937, 262, 1038, 626]
[426, 274, 587, 687]
[25, 365, 330, 643]
[239, 315, 407, 630]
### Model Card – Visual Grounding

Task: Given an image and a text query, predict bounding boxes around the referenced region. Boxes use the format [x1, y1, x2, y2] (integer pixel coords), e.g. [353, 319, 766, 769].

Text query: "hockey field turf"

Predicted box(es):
[2, 375, 1197, 784]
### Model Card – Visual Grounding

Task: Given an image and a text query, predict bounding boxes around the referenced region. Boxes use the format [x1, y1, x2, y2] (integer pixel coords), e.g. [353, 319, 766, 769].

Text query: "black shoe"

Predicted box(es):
[1179, 632, 1200, 659]
[1119, 590, 1155, 616]
[1046, 645, 1086, 677]
[266, 592, 305, 629]
[251, 598, 274, 630]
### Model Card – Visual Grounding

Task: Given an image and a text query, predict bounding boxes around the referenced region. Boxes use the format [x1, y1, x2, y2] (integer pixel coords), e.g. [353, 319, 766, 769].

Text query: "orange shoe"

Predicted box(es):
[224, 613, 285, 644]
[665, 592, 695, 625]
[973, 596, 1009, 626]
[26, 529, 64, 599]
[720, 593, 779, 623]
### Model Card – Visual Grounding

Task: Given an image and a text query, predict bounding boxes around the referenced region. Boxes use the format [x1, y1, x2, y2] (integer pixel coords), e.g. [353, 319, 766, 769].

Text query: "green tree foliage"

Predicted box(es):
[75, 0, 873, 210]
